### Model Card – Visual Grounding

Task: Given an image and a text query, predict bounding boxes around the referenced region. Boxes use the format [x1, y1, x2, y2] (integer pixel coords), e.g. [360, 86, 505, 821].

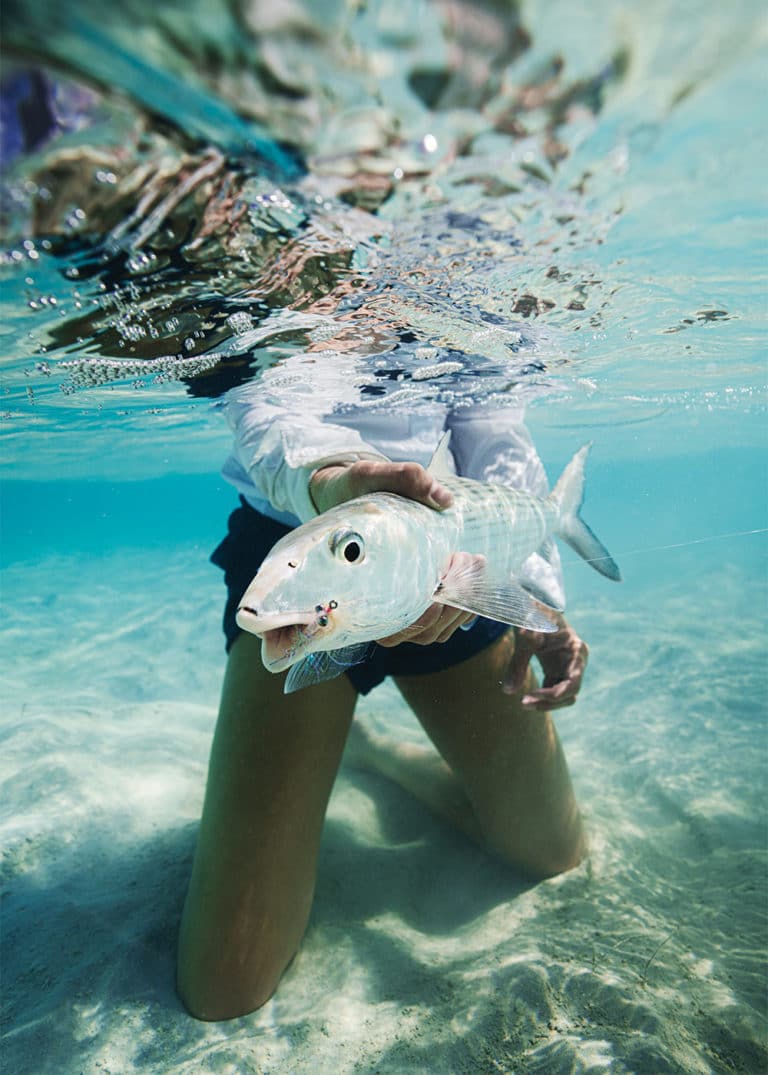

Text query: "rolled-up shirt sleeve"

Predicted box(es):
[222, 396, 387, 523]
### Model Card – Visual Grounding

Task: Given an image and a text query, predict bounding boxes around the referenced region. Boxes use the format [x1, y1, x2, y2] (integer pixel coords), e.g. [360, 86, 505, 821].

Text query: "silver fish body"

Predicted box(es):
[236, 440, 620, 692]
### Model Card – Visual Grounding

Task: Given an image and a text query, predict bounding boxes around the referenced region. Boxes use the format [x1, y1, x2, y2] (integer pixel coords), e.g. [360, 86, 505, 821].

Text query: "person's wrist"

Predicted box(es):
[309, 464, 348, 514]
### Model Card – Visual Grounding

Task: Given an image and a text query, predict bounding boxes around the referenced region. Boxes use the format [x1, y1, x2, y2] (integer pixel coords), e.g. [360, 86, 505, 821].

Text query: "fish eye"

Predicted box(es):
[329, 529, 365, 564]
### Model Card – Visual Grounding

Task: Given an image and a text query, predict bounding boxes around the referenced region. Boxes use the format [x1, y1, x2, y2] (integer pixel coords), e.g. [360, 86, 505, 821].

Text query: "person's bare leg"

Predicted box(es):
[177, 632, 357, 1020]
[344, 719, 485, 844]
[357, 630, 585, 879]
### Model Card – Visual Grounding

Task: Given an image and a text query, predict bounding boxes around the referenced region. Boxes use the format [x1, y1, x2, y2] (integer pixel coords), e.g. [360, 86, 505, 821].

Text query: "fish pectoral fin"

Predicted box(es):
[518, 541, 565, 612]
[434, 555, 558, 633]
[284, 643, 371, 694]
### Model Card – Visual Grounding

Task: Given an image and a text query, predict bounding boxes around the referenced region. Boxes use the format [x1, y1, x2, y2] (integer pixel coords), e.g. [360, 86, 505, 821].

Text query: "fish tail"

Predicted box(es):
[552, 444, 622, 581]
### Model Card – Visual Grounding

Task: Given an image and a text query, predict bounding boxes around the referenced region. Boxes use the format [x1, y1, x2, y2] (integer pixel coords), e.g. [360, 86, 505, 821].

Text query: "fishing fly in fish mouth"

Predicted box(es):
[237, 599, 340, 669]
[236, 522, 373, 673]
[236, 433, 621, 694]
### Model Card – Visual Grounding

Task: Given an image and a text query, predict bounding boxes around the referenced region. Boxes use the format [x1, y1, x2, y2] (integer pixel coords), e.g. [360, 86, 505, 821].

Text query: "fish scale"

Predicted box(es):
[442, 477, 556, 578]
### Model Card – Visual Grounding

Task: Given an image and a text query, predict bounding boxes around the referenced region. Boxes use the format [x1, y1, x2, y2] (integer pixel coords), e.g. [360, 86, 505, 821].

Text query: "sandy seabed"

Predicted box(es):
[1, 544, 766, 1074]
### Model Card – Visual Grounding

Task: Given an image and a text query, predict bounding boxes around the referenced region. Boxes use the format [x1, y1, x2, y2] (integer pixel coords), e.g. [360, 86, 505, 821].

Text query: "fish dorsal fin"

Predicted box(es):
[433, 555, 557, 633]
[427, 431, 453, 479]
[284, 643, 370, 694]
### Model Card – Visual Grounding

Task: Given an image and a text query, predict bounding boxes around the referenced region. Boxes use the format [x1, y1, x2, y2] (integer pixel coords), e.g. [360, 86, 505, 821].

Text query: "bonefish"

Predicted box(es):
[236, 434, 621, 692]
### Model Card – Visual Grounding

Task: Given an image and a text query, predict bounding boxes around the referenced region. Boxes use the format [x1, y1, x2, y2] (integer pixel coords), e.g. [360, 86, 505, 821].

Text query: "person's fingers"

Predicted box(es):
[348, 460, 453, 509]
[433, 609, 475, 643]
[500, 629, 539, 695]
[377, 603, 472, 647]
[517, 669, 580, 709]
[376, 604, 440, 647]
[311, 460, 454, 515]
[521, 689, 577, 711]
[536, 638, 588, 697]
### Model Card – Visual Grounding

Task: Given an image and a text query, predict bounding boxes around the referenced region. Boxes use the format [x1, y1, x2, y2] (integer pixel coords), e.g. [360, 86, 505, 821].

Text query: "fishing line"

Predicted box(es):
[565, 527, 768, 568]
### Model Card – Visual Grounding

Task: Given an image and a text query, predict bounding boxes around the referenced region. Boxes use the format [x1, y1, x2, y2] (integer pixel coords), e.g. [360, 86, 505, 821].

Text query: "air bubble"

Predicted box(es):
[126, 251, 158, 274]
[65, 208, 86, 230]
[227, 310, 253, 335]
[117, 322, 147, 342]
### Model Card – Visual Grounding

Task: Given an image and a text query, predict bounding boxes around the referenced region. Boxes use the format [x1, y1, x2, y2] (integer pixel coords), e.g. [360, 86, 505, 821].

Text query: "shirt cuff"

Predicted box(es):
[283, 450, 389, 522]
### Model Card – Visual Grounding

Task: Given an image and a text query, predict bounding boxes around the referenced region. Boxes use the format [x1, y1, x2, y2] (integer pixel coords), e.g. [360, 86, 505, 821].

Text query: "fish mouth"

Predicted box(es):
[235, 607, 318, 672]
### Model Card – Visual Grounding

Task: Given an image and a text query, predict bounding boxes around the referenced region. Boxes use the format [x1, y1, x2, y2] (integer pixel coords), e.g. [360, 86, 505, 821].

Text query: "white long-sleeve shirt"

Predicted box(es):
[220, 354, 551, 526]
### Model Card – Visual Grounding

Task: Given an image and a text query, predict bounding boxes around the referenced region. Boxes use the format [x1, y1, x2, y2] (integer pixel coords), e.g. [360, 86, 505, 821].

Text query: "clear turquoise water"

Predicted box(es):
[1, 2, 766, 1072]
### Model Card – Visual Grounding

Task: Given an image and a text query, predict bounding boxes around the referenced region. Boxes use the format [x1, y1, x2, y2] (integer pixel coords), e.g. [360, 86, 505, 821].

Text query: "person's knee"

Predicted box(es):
[521, 841, 586, 881]
[177, 950, 290, 1021]
[176, 909, 300, 1022]
[484, 820, 587, 880]
[178, 978, 277, 1022]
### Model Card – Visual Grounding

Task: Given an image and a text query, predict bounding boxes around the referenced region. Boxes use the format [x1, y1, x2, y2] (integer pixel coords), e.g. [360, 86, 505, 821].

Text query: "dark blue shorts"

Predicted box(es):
[211, 498, 508, 695]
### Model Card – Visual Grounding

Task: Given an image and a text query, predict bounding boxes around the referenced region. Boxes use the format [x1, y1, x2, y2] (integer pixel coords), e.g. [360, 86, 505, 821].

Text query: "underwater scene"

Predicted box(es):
[1, 0, 766, 1071]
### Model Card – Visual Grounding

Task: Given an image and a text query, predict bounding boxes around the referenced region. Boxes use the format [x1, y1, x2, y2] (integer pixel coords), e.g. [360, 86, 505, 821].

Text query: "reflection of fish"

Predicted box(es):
[237, 435, 621, 693]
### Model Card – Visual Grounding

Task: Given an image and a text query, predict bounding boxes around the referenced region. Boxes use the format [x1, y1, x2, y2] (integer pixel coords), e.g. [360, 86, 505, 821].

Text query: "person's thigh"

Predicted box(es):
[177, 632, 358, 1020]
[394, 629, 585, 879]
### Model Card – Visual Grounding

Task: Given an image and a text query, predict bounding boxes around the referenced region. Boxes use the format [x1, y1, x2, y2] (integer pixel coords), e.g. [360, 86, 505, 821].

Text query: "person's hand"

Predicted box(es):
[378, 551, 480, 646]
[502, 614, 589, 710]
[309, 459, 452, 515]
[310, 461, 476, 645]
